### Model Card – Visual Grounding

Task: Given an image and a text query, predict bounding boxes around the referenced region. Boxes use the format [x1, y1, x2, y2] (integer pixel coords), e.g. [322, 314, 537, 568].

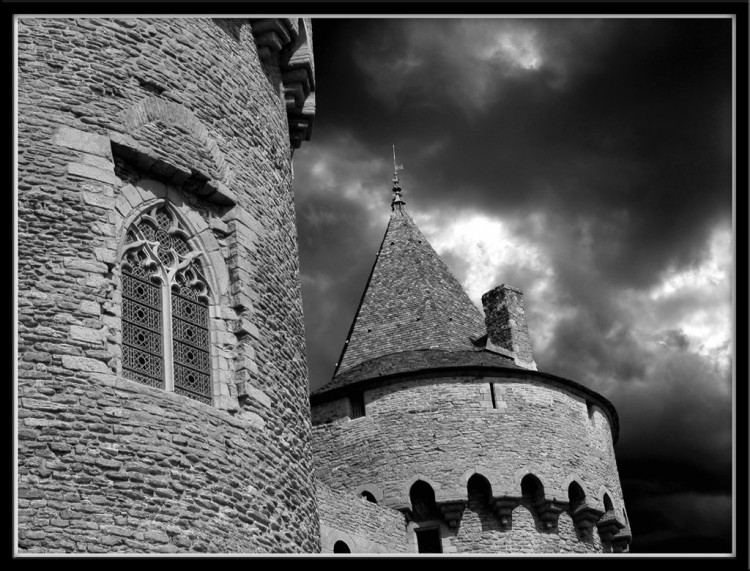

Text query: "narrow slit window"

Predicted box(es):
[350, 391, 365, 419]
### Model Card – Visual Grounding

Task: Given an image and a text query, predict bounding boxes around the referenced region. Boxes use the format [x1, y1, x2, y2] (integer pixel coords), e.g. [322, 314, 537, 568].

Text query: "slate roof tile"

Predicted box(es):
[332, 207, 487, 382]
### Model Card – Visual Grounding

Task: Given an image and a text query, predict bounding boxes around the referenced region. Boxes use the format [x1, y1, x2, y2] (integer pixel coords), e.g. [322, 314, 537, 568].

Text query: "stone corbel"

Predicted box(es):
[596, 512, 626, 544]
[250, 18, 295, 59]
[570, 503, 604, 540]
[611, 528, 633, 553]
[250, 18, 316, 148]
[534, 499, 565, 530]
[438, 501, 466, 528]
[491, 497, 519, 530]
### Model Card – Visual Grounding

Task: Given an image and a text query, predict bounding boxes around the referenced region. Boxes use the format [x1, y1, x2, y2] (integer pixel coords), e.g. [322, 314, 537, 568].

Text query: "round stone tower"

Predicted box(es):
[310, 168, 633, 554]
[17, 17, 318, 553]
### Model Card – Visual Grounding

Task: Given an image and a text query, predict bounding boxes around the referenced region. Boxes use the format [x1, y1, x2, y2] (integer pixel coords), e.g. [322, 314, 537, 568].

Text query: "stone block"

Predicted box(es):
[69, 325, 105, 344]
[119, 183, 144, 210]
[79, 300, 101, 316]
[81, 152, 115, 171]
[138, 178, 168, 200]
[82, 191, 116, 210]
[238, 410, 265, 430]
[209, 218, 229, 236]
[222, 206, 262, 235]
[232, 317, 259, 339]
[237, 383, 271, 409]
[64, 257, 109, 274]
[68, 162, 121, 186]
[94, 247, 117, 266]
[60, 355, 112, 374]
[214, 394, 240, 414]
[200, 180, 236, 206]
[54, 126, 112, 158]
[228, 253, 255, 277]
[230, 290, 254, 313]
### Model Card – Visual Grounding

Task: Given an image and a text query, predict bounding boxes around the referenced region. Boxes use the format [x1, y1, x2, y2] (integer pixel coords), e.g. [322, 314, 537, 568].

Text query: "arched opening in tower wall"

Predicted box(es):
[521, 474, 545, 504]
[604, 493, 615, 513]
[410, 480, 440, 521]
[333, 540, 351, 553]
[568, 481, 586, 512]
[467, 473, 492, 507]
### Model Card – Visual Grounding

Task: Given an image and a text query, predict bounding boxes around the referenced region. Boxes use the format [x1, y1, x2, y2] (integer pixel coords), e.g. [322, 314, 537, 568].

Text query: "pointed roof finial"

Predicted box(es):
[392, 145, 406, 212]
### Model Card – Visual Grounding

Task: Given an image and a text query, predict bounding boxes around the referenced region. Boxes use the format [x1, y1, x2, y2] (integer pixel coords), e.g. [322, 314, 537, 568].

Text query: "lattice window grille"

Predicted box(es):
[120, 202, 213, 404]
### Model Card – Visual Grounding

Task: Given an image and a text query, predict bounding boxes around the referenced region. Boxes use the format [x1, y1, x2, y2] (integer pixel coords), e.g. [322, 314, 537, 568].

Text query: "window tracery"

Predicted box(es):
[120, 202, 212, 404]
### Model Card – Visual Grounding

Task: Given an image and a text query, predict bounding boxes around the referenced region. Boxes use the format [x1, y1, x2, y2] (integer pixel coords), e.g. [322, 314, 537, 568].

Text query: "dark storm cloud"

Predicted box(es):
[296, 16, 735, 553]
[318, 18, 732, 289]
[294, 131, 394, 384]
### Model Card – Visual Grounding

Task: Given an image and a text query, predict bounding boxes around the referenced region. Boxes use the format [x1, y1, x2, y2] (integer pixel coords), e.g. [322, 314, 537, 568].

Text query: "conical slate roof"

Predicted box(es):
[327, 205, 487, 387]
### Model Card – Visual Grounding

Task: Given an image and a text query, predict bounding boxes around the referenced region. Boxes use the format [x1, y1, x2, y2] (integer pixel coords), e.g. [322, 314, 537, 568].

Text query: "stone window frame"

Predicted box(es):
[115, 189, 233, 409]
[349, 390, 365, 419]
[323, 530, 358, 554]
[119, 199, 216, 403]
[407, 520, 446, 554]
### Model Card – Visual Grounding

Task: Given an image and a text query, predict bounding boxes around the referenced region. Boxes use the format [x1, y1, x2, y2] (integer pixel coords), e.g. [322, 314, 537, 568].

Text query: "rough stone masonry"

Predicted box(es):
[17, 17, 319, 553]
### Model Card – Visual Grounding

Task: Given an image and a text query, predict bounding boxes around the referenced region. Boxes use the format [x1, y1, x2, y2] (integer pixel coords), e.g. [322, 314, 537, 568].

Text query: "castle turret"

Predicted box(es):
[330, 168, 487, 380]
[310, 158, 631, 554]
[17, 17, 320, 554]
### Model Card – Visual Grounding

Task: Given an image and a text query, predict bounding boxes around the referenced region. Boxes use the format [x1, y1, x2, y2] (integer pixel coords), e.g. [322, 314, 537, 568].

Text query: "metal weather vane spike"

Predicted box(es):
[391, 145, 406, 211]
[393, 145, 404, 174]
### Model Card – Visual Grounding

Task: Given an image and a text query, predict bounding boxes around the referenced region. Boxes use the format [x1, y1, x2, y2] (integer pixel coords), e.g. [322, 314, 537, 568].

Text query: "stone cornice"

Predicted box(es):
[250, 18, 315, 149]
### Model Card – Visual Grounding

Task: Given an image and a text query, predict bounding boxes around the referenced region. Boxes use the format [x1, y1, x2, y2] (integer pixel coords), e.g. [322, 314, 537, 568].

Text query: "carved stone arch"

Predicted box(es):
[404, 476, 442, 522]
[562, 474, 591, 503]
[119, 96, 231, 185]
[115, 190, 227, 303]
[403, 474, 441, 501]
[459, 467, 494, 502]
[354, 483, 384, 504]
[561, 473, 588, 495]
[114, 191, 236, 409]
[596, 485, 615, 513]
[324, 530, 357, 554]
[116, 191, 229, 304]
[512, 467, 551, 497]
[459, 465, 496, 490]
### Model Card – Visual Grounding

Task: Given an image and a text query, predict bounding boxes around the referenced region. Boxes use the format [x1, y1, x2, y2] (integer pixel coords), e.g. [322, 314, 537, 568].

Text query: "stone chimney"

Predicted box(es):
[481, 284, 537, 370]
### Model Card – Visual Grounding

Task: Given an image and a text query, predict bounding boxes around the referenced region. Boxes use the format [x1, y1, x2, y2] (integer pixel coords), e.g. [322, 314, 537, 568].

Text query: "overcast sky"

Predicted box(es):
[291, 16, 735, 554]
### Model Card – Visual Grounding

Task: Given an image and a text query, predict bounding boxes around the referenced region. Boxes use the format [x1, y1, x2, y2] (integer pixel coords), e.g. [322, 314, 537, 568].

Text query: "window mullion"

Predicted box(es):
[163, 281, 175, 392]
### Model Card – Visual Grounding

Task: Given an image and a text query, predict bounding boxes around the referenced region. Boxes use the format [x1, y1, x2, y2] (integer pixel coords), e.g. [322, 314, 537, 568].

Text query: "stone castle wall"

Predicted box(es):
[311, 371, 629, 553]
[17, 17, 319, 553]
[316, 482, 408, 554]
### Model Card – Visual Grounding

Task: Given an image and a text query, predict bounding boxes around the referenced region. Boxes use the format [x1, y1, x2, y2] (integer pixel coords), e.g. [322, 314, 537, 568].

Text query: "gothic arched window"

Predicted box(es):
[120, 202, 212, 404]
